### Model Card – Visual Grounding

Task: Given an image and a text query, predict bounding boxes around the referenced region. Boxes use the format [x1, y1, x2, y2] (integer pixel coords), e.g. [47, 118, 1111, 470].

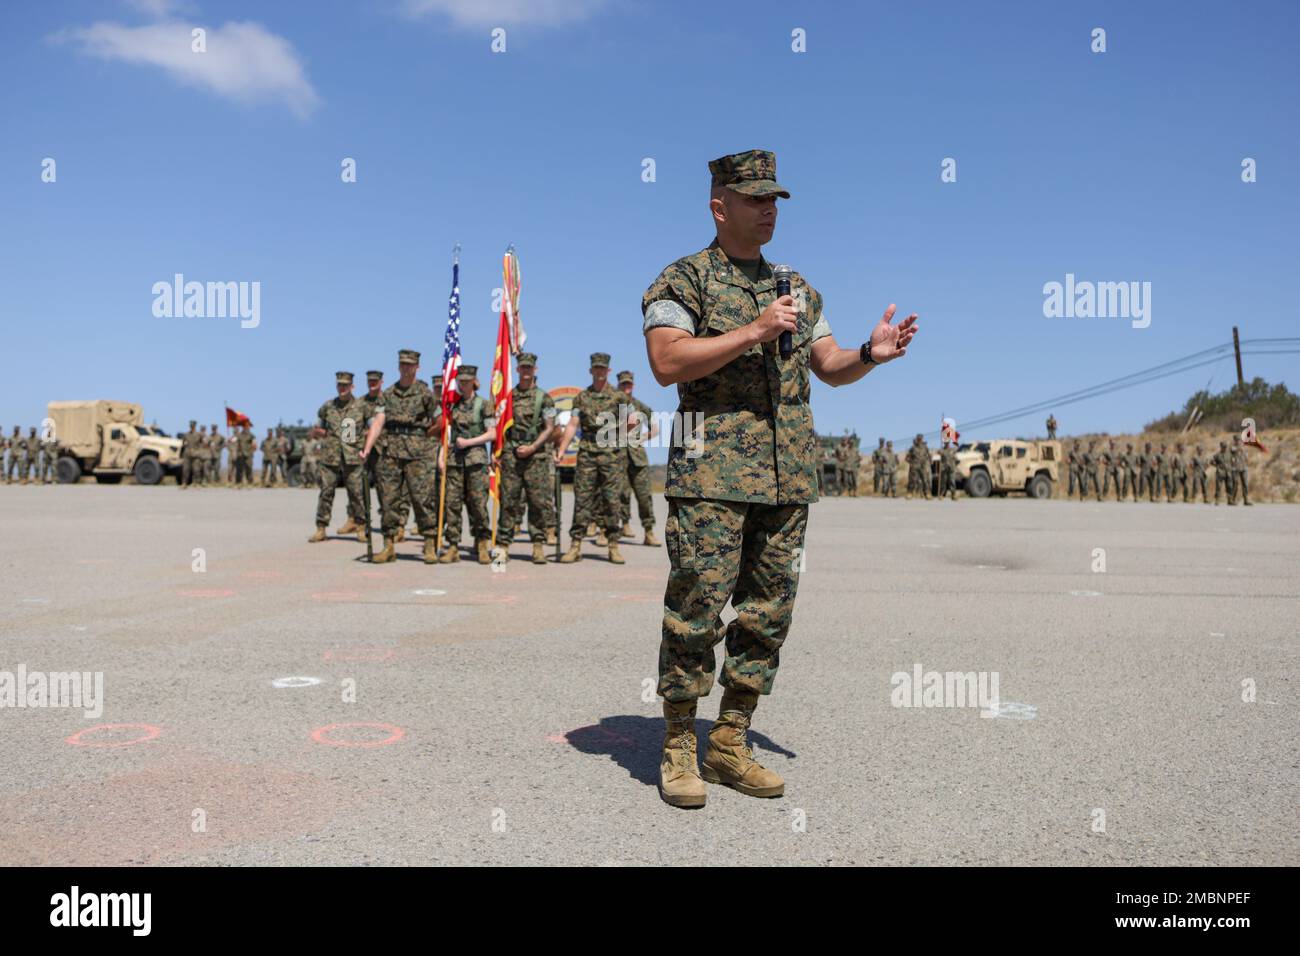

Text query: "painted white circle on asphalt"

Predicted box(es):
[271, 676, 322, 689]
[412, 589, 447, 596]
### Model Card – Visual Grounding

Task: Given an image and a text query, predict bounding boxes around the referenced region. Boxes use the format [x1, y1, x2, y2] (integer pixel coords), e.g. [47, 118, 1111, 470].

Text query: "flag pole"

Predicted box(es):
[435, 243, 459, 557]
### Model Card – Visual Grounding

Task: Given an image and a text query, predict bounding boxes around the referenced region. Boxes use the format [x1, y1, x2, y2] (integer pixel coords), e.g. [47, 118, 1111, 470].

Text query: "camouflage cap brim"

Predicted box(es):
[725, 180, 790, 199]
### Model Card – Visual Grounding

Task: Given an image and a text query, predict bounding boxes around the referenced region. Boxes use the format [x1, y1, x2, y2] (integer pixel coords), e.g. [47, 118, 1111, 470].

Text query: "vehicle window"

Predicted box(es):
[1041, 446, 1055, 460]
[999, 446, 1012, 457]
[1016, 447, 1026, 458]
[110, 428, 123, 440]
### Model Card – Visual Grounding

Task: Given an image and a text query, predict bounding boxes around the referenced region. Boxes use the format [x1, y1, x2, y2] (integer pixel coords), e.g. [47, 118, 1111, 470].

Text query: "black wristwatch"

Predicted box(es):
[859, 342, 877, 367]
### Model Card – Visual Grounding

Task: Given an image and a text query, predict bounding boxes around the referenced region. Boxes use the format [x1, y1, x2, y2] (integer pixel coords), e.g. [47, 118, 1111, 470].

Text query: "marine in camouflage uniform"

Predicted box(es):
[362, 350, 443, 562]
[556, 353, 628, 564]
[299, 437, 319, 487]
[881, 440, 898, 496]
[438, 364, 495, 564]
[906, 434, 930, 499]
[1119, 443, 1137, 500]
[308, 371, 368, 543]
[615, 370, 661, 545]
[1212, 440, 1234, 505]
[260, 428, 277, 486]
[1067, 441, 1081, 497]
[497, 353, 557, 564]
[37, 427, 56, 483]
[232, 425, 255, 487]
[1137, 442, 1154, 500]
[180, 420, 203, 488]
[1189, 444, 1209, 503]
[1168, 444, 1187, 502]
[937, 442, 959, 499]
[641, 148, 917, 807]
[1046, 414, 1057, 439]
[207, 424, 225, 484]
[4, 426, 21, 483]
[1230, 435, 1251, 506]
[1155, 443, 1170, 502]
[1101, 440, 1121, 500]
[360, 371, 397, 532]
[871, 437, 885, 495]
[1081, 441, 1100, 500]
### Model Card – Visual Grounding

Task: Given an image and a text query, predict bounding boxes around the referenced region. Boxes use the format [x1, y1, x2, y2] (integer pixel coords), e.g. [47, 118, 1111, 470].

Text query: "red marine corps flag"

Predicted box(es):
[225, 406, 252, 428]
[488, 252, 516, 502]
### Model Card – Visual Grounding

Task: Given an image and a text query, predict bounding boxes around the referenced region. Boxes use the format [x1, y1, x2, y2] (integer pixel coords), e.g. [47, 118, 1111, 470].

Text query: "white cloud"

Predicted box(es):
[401, 0, 609, 28]
[59, 20, 320, 118]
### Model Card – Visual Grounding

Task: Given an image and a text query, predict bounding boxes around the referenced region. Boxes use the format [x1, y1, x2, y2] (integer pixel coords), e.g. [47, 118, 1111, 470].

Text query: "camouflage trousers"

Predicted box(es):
[360, 455, 409, 523]
[1167, 472, 1186, 501]
[379, 455, 437, 538]
[906, 464, 929, 498]
[181, 455, 204, 486]
[3, 455, 21, 481]
[872, 467, 881, 494]
[569, 451, 625, 539]
[937, 467, 958, 498]
[1068, 466, 1080, 496]
[1122, 469, 1138, 499]
[1102, 468, 1121, 499]
[881, 471, 897, 496]
[1189, 472, 1208, 501]
[1214, 470, 1235, 502]
[658, 497, 807, 702]
[207, 458, 222, 483]
[1231, 469, 1249, 504]
[441, 461, 490, 546]
[316, 462, 364, 528]
[498, 448, 554, 544]
[232, 456, 252, 485]
[1156, 472, 1170, 501]
[619, 457, 655, 530]
[262, 457, 286, 486]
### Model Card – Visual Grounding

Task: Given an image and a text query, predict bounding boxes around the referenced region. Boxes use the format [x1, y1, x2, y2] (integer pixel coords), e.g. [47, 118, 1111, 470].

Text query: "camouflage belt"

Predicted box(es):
[383, 423, 426, 435]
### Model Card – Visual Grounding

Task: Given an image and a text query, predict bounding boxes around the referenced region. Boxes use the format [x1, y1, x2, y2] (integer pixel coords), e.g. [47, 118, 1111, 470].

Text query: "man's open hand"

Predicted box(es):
[868, 304, 918, 363]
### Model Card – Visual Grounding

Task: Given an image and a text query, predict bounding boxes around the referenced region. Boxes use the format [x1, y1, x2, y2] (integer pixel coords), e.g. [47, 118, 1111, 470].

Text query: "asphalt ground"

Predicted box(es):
[0, 485, 1295, 865]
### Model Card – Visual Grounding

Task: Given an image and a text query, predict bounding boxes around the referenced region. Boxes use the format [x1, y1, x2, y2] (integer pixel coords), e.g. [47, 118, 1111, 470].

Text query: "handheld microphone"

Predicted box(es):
[774, 264, 793, 359]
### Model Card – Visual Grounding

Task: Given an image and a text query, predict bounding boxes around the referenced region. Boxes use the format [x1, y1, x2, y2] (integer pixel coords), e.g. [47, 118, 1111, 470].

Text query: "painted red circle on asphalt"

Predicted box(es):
[66, 723, 162, 748]
[310, 722, 405, 747]
[177, 588, 235, 598]
[311, 591, 362, 601]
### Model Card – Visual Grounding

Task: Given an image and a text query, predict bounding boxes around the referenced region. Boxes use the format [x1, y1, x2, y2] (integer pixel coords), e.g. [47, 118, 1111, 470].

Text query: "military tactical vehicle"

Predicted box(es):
[943, 438, 1061, 498]
[816, 431, 859, 494]
[47, 400, 183, 485]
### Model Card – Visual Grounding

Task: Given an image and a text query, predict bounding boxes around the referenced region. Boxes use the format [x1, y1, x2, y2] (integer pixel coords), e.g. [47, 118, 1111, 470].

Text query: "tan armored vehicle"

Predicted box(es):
[944, 438, 1061, 498]
[47, 400, 183, 485]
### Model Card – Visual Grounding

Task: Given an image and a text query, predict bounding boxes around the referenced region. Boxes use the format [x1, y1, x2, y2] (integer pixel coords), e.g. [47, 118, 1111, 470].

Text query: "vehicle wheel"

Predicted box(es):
[95, 474, 123, 484]
[55, 457, 82, 484]
[287, 463, 302, 488]
[966, 469, 992, 498]
[1028, 474, 1052, 499]
[133, 456, 164, 485]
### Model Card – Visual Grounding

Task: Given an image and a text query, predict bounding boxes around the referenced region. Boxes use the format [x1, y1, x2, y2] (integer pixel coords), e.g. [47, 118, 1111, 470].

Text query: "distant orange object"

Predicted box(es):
[225, 406, 252, 428]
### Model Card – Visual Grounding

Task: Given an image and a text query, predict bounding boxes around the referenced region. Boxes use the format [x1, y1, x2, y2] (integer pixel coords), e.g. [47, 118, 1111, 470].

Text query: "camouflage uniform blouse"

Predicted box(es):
[377, 380, 436, 461]
[315, 395, 370, 467]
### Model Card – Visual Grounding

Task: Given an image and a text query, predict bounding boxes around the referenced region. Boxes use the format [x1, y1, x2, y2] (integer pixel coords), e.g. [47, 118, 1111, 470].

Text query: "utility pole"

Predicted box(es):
[1232, 326, 1244, 387]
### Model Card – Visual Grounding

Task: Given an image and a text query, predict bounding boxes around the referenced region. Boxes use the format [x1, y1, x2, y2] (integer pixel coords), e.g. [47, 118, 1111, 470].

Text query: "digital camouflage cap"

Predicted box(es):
[516, 352, 537, 368]
[709, 149, 790, 199]
[366, 370, 382, 382]
[457, 364, 478, 381]
[589, 352, 610, 368]
[336, 371, 354, 385]
[616, 370, 634, 385]
[398, 349, 420, 365]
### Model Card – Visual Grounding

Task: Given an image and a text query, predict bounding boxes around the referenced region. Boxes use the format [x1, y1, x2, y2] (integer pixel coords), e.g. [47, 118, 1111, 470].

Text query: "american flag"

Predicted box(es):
[440, 261, 462, 422]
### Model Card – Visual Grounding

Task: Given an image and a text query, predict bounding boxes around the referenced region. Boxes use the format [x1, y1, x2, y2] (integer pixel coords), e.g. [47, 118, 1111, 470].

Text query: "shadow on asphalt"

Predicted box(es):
[563, 716, 795, 787]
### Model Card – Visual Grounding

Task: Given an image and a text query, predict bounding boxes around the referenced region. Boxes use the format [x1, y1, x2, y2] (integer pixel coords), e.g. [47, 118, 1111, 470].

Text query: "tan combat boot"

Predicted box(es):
[608, 541, 625, 565]
[559, 540, 583, 563]
[586, 522, 598, 538]
[701, 689, 784, 798]
[659, 700, 706, 809]
[643, 529, 661, 548]
[532, 542, 547, 565]
[439, 546, 460, 564]
[307, 525, 327, 543]
[395, 527, 406, 542]
[371, 537, 396, 564]
[423, 539, 437, 564]
[476, 539, 491, 564]
[594, 530, 608, 547]
[356, 526, 367, 543]
[545, 527, 557, 546]
[337, 517, 360, 535]
[621, 522, 634, 539]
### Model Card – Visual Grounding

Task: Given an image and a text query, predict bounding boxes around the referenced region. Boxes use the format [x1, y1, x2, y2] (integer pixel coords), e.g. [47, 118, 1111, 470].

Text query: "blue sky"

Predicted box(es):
[2, 0, 1296, 455]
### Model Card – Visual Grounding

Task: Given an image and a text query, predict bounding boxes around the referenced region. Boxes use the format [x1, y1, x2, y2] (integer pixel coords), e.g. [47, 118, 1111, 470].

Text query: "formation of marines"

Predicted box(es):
[1065, 436, 1253, 505]
[2, 426, 57, 484]
[174, 421, 289, 488]
[304, 349, 662, 566]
